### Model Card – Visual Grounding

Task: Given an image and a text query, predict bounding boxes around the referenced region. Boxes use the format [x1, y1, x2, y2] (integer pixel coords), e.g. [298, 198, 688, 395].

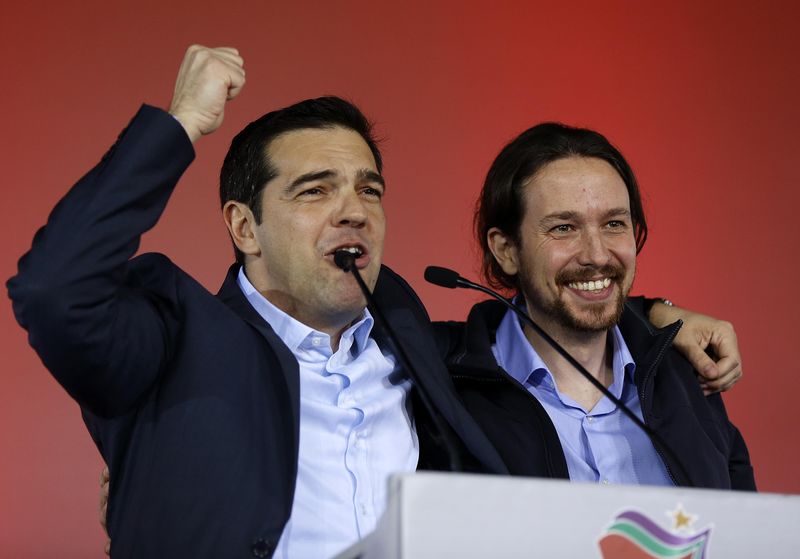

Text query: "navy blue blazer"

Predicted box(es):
[8, 106, 506, 558]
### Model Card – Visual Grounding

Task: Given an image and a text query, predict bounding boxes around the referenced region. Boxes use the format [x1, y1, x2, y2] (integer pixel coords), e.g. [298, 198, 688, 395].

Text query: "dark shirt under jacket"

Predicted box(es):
[7, 105, 506, 559]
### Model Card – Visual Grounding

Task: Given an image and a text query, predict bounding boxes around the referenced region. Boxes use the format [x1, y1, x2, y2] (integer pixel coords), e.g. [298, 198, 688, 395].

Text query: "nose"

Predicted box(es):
[576, 229, 611, 267]
[334, 189, 368, 228]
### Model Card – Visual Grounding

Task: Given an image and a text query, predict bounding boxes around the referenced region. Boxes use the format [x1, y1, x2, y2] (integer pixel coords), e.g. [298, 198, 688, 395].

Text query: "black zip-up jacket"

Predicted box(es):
[432, 297, 756, 490]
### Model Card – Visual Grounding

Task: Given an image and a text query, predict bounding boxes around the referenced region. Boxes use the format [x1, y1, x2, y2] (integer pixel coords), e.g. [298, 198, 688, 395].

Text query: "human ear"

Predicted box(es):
[222, 201, 261, 257]
[487, 227, 520, 276]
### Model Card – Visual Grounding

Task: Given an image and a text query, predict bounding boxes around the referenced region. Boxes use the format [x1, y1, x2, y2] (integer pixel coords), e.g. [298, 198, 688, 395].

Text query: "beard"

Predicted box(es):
[519, 263, 631, 333]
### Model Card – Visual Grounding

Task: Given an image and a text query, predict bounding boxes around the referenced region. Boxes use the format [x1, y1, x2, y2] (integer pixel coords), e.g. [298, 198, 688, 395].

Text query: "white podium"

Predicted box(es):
[335, 473, 800, 558]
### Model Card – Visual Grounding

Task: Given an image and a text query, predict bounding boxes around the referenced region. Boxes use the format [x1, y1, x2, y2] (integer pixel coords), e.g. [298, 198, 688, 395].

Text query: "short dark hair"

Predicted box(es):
[220, 96, 383, 263]
[475, 122, 647, 291]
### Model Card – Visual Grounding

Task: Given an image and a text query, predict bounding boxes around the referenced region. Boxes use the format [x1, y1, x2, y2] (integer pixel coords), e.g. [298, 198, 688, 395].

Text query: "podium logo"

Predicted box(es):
[597, 506, 711, 559]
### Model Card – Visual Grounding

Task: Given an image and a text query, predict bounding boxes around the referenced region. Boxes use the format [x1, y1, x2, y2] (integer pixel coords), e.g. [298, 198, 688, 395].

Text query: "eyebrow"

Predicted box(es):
[539, 208, 631, 225]
[284, 170, 336, 194]
[283, 168, 386, 194]
[357, 169, 386, 190]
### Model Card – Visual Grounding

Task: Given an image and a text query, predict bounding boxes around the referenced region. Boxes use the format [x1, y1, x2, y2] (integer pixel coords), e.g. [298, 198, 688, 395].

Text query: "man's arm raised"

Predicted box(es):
[7, 46, 245, 417]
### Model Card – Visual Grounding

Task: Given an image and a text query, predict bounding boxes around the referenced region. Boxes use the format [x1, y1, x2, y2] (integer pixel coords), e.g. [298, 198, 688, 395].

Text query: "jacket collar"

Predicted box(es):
[617, 300, 683, 381]
[217, 263, 507, 475]
[450, 298, 682, 385]
[371, 266, 509, 474]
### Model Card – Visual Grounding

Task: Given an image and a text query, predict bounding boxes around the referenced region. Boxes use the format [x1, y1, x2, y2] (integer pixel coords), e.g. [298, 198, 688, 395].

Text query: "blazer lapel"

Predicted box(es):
[215, 265, 301, 434]
[214, 264, 506, 473]
[382, 308, 508, 474]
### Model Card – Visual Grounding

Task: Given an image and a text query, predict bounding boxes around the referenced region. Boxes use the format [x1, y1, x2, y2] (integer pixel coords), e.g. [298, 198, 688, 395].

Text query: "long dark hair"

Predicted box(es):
[475, 122, 647, 290]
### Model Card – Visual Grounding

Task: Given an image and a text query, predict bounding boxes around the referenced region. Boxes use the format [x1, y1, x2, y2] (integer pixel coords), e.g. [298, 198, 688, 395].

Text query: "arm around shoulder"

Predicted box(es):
[642, 297, 743, 394]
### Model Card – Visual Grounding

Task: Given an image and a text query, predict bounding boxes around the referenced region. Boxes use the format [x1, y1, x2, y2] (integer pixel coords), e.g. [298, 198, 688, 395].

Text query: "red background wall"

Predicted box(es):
[2, 1, 798, 556]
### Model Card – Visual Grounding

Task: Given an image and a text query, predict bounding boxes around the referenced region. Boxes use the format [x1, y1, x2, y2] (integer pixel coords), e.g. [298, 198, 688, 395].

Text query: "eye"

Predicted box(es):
[606, 220, 628, 229]
[550, 224, 574, 234]
[297, 186, 324, 197]
[360, 186, 384, 199]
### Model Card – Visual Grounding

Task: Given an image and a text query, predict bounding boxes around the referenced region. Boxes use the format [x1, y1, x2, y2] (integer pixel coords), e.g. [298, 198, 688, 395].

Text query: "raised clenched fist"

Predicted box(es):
[168, 45, 246, 142]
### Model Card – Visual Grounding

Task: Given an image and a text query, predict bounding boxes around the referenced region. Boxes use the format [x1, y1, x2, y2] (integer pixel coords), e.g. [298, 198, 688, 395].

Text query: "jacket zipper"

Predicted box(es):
[639, 322, 683, 486]
[453, 322, 685, 485]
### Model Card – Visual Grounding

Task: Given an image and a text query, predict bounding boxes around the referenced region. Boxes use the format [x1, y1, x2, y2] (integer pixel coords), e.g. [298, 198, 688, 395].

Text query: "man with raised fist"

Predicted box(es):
[9, 45, 507, 558]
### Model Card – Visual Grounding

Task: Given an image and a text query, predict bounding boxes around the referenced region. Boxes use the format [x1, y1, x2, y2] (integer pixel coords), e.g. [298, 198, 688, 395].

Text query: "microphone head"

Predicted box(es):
[333, 250, 356, 272]
[424, 266, 461, 289]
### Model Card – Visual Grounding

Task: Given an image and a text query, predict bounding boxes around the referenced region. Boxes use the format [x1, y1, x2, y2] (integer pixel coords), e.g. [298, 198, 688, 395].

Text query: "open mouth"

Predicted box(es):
[561, 276, 617, 302]
[567, 278, 612, 293]
[326, 244, 370, 270]
[334, 246, 364, 258]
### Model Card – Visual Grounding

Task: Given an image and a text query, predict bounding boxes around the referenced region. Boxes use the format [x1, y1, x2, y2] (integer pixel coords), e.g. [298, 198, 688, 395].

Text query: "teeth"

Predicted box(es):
[567, 278, 612, 292]
[338, 247, 363, 256]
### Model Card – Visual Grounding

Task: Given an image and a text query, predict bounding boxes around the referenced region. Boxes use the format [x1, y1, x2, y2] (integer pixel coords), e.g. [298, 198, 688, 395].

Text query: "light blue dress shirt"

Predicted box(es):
[492, 304, 672, 486]
[237, 269, 419, 558]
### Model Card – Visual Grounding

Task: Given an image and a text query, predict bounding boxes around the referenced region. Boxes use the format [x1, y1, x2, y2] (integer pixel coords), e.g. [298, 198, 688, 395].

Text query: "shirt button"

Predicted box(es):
[602, 479, 610, 485]
[587, 416, 594, 423]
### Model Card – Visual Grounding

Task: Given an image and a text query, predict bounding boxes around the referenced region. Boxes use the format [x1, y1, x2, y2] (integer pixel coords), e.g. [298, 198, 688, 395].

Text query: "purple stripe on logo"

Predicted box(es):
[617, 510, 710, 547]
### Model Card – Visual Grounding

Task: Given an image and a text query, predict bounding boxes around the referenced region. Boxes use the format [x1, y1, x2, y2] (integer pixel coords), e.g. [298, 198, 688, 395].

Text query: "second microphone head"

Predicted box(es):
[424, 266, 461, 289]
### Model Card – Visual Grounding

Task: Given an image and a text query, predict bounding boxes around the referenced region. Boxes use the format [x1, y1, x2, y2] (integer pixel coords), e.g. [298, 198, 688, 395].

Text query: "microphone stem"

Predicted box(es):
[349, 267, 462, 472]
[458, 277, 692, 486]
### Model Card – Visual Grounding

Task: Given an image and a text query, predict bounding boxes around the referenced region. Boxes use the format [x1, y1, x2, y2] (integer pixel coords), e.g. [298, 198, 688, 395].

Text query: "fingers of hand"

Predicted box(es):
[170, 45, 246, 138]
[184, 44, 242, 68]
[99, 466, 110, 532]
[226, 64, 246, 100]
[182, 45, 245, 96]
[208, 46, 243, 63]
[688, 347, 720, 380]
[672, 316, 742, 395]
[673, 325, 718, 377]
[709, 321, 741, 362]
[700, 354, 742, 394]
[703, 321, 742, 390]
[99, 467, 110, 507]
[100, 499, 108, 531]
